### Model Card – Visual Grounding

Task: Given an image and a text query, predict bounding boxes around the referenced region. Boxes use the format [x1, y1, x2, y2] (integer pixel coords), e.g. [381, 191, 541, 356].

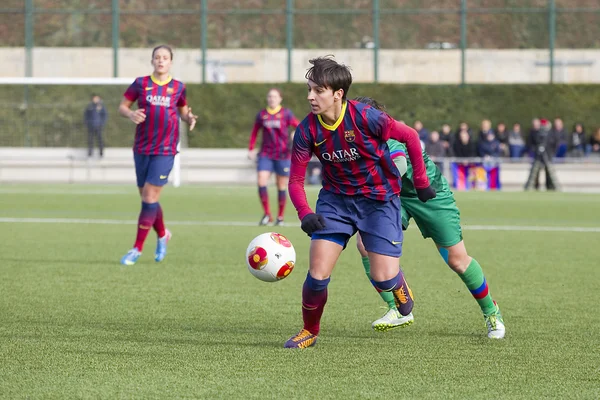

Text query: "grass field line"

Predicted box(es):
[0, 217, 598, 232]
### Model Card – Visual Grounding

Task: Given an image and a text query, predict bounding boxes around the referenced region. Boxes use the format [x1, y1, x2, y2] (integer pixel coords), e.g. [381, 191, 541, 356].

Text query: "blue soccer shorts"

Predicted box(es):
[311, 189, 404, 258]
[133, 153, 175, 188]
[257, 156, 291, 177]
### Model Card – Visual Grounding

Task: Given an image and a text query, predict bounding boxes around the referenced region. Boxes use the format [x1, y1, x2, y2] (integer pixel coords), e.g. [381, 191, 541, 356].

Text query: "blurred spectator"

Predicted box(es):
[457, 122, 473, 137]
[425, 130, 446, 170]
[84, 94, 107, 158]
[478, 119, 495, 143]
[495, 122, 509, 157]
[526, 119, 557, 191]
[527, 118, 542, 157]
[440, 123, 454, 156]
[508, 123, 526, 159]
[569, 123, 586, 157]
[529, 118, 558, 158]
[414, 120, 429, 143]
[552, 118, 568, 158]
[589, 128, 600, 155]
[453, 129, 477, 158]
[478, 131, 502, 158]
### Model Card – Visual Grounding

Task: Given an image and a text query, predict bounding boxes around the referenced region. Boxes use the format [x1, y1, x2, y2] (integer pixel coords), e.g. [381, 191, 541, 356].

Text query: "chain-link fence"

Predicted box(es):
[2, 0, 600, 84]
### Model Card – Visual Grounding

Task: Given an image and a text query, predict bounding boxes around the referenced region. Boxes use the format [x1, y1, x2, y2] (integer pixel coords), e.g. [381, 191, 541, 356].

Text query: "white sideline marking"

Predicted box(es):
[0, 217, 598, 233]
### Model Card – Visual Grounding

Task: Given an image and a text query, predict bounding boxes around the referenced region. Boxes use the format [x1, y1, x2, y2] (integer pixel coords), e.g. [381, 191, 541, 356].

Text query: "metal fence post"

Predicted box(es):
[286, 0, 294, 83]
[373, 0, 380, 83]
[25, 0, 33, 78]
[112, 0, 119, 78]
[460, 0, 467, 86]
[201, 0, 207, 84]
[24, 0, 34, 146]
[548, 0, 556, 84]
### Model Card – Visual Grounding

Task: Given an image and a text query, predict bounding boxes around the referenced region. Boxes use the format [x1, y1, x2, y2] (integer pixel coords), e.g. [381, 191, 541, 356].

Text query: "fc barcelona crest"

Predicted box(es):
[344, 130, 356, 142]
[166, 87, 174, 94]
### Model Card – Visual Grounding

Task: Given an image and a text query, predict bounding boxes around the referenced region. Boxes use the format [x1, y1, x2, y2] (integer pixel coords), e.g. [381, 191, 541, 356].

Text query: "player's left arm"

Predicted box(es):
[176, 87, 197, 131]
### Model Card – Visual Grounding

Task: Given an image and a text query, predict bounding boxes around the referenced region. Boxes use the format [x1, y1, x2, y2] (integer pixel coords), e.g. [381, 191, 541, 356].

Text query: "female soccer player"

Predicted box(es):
[285, 56, 436, 349]
[248, 88, 299, 226]
[118, 45, 197, 265]
[353, 96, 505, 339]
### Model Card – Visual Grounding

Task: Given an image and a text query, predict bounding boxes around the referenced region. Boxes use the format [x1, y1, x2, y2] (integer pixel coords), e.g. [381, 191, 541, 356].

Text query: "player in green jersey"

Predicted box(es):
[353, 97, 505, 339]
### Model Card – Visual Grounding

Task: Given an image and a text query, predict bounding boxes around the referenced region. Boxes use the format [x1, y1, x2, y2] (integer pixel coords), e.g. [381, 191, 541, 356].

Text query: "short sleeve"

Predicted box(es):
[363, 106, 393, 141]
[387, 140, 407, 160]
[176, 86, 187, 107]
[124, 79, 140, 102]
[291, 124, 313, 161]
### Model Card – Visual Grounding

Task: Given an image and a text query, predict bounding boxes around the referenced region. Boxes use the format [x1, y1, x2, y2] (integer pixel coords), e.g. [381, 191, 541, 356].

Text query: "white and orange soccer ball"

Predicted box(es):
[246, 232, 296, 282]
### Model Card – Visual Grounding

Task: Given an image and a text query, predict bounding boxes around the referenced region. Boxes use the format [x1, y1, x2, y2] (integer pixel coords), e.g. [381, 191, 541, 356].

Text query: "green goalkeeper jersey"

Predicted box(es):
[387, 139, 449, 197]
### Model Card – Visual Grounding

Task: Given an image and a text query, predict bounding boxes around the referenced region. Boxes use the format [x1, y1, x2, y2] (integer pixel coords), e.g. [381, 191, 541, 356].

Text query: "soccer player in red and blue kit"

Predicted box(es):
[118, 45, 197, 265]
[284, 56, 436, 349]
[248, 88, 299, 226]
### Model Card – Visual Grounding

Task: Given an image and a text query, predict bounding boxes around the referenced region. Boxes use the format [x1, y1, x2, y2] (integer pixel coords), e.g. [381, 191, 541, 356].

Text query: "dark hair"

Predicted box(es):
[573, 122, 585, 133]
[152, 45, 173, 60]
[305, 55, 352, 100]
[353, 96, 386, 112]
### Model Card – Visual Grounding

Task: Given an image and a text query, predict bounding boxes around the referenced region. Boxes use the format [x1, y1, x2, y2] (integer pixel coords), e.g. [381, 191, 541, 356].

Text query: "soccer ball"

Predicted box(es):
[246, 232, 296, 282]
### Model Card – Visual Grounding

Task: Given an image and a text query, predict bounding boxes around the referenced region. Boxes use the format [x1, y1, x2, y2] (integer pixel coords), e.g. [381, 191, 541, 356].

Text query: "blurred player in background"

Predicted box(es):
[353, 96, 505, 339]
[118, 45, 197, 265]
[285, 56, 435, 349]
[248, 88, 299, 226]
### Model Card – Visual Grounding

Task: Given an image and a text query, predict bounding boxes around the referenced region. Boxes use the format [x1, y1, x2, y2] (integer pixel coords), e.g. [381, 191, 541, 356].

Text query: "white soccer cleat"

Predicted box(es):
[372, 307, 414, 332]
[484, 303, 506, 339]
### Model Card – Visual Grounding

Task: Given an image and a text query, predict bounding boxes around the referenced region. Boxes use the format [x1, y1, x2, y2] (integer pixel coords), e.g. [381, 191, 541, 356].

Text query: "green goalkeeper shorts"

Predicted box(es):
[401, 192, 463, 248]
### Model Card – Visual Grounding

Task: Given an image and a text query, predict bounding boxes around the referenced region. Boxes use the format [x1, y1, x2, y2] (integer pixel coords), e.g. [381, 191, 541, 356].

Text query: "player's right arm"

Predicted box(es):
[119, 80, 146, 125]
[393, 154, 408, 177]
[247, 112, 262, 160]
[289, 124, 326, 236]
[388, 140, 408, 177]
[288, 124, 314, 221]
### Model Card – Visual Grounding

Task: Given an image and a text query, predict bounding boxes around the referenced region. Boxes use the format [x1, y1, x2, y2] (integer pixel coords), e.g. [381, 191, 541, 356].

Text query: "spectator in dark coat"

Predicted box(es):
[453, 129, 477, 158]
[84, 94, 107, 157]
[569, 123, 586, 157]
[478, 131, 502, 158]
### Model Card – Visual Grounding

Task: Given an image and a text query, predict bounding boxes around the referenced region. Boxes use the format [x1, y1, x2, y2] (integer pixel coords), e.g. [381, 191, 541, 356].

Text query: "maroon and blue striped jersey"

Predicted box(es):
[124, 75, 187, 155]
[289, 100, 429, 220]
[248, 106, 300, 160]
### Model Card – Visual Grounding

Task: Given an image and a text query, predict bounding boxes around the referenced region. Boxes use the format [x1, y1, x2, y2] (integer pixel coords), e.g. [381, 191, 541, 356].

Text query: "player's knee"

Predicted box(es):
[371, 273, 400, 292]
[142, 183, 162, 203]
[442, 249, 471, 274]
[305, 272, 330, 291]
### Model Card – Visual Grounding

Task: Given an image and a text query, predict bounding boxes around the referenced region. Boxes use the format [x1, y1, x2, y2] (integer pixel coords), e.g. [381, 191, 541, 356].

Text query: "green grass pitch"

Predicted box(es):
[0, 184, 598, 399]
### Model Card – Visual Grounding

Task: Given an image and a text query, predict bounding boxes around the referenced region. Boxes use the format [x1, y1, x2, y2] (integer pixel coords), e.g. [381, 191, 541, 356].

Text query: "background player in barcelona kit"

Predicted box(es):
[248, 88, 300, 226]
[284, 56, 436, 349]
[118, 45, 197, 265]
[353, 96, 505, 339]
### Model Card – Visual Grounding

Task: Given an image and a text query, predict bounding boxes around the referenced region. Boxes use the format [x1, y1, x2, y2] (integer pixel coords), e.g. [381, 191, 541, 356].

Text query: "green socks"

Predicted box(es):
[458, 258, 496, 315]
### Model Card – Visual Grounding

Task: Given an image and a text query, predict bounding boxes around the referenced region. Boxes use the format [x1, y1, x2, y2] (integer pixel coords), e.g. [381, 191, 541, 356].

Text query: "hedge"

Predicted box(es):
[1, 84, 599, 148]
